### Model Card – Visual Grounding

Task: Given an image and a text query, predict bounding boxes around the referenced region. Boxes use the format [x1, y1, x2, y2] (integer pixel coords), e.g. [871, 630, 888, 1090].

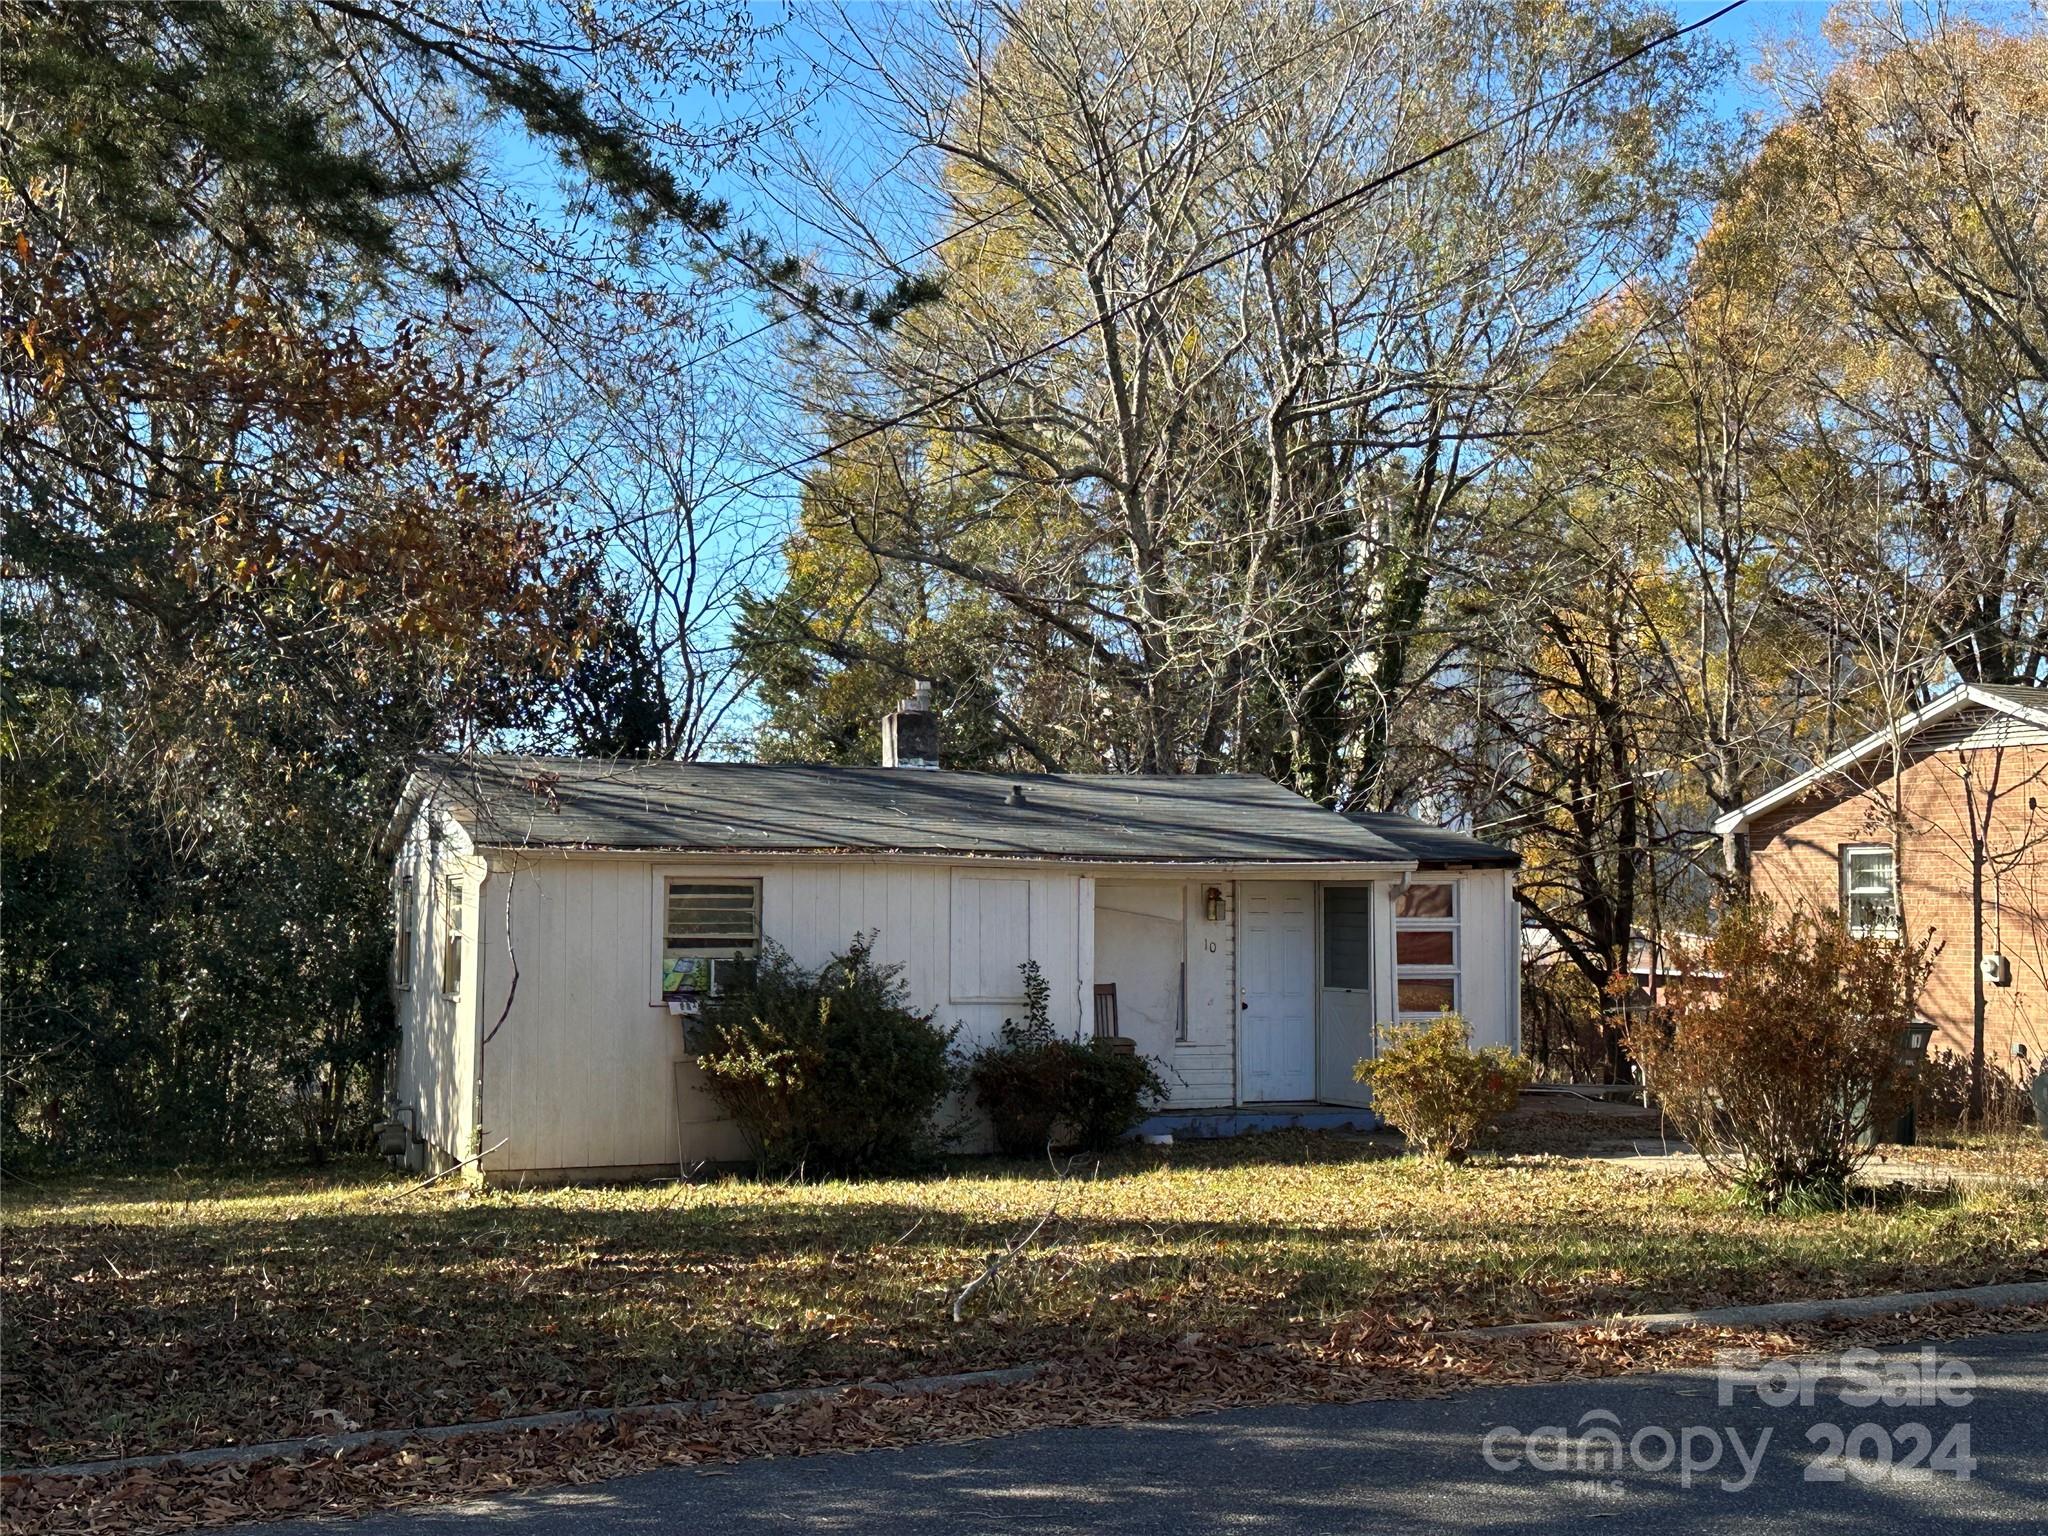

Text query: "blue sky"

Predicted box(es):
[700, 0, 1846, 510]
[495, 1, 1848, 750]
[1680, 0, 1831, 113]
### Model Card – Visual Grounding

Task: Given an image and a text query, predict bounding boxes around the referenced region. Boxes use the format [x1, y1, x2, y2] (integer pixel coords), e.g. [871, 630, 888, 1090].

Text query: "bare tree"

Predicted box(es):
[754, 0, 1720, 793]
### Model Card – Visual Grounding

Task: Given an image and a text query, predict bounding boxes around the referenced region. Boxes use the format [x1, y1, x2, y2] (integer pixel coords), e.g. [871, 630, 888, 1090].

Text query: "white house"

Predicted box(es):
[380, 690, 1520, 1183]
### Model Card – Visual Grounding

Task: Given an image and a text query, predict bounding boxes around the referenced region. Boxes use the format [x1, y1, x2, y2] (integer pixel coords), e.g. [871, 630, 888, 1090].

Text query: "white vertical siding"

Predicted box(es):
[1370, 880, 1399, 1047]
[1092, 878, 1237, 1109]
[469, 855, 1088, 1175]
[1095, 879, 1185, 1058]
[401, 846, 1522, 1178]
[1178, 879, 1238, 1106]
[1456, 868, 1518, 1050]
[391, 808, 483, 1167]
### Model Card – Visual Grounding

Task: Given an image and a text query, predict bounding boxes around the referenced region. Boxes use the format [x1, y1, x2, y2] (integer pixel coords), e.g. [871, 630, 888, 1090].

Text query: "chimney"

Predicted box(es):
[881, 680, 940, 769]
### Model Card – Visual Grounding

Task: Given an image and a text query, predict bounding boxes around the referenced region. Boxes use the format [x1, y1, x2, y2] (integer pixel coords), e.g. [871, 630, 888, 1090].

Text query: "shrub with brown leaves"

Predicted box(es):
[1628, 904, 1934, 1212]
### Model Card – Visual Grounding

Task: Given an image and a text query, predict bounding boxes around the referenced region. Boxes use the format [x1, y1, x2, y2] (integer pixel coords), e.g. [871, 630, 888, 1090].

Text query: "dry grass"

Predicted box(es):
[6, 1132, 2044, 1468]
[1879, 1126, 2048, 1178]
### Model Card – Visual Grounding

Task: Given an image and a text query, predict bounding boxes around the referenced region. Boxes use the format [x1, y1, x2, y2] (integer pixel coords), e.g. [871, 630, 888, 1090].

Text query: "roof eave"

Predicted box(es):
[469, 844, 1424, 875]
[1711, 684, 2004, 836]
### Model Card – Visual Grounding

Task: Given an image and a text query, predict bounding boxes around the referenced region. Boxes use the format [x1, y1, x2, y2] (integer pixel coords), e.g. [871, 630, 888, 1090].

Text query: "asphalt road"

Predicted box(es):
[246, 1331, 2048, 1534]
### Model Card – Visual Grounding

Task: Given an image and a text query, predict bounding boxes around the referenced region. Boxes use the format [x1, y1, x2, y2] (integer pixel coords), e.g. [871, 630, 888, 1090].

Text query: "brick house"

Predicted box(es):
[1713, 683, 2048, 1093]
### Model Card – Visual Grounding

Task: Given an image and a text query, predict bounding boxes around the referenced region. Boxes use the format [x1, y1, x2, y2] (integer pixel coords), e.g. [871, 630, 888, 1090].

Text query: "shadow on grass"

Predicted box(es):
[7, 1145, 2040, 1467]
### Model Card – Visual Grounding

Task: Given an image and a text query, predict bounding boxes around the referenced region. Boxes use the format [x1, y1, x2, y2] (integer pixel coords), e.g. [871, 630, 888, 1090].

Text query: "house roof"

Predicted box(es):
[1342, 811, 1520, 870]
[1712, 682, 2048, 837]
[389, 755, 1516, 869]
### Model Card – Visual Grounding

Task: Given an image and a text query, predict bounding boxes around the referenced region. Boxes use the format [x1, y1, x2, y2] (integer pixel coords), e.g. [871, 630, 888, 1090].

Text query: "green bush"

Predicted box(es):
[686, 934, 956, 1175]
[1064, 1039, 1169, 1152]
[967, 962, 1167, 1156]
[1354, 1012, 1531, 1162]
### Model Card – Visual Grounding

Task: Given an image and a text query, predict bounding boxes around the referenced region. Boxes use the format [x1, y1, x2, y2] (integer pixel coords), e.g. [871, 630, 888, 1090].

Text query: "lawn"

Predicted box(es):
[6, 1133, 2045, 1468]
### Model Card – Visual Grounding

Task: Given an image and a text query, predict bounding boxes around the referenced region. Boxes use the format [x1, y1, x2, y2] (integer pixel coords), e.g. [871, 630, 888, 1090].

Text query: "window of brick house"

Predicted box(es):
[1841, 846, 1900, 938]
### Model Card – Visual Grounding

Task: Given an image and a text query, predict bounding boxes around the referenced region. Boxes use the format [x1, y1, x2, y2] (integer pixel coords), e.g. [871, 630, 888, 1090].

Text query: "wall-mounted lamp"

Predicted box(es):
[1203, 886, 1225, 922]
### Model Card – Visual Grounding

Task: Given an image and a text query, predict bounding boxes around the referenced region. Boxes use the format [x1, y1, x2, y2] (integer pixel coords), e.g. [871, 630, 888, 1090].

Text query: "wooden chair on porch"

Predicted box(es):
[1092, 983, 1136, 1055]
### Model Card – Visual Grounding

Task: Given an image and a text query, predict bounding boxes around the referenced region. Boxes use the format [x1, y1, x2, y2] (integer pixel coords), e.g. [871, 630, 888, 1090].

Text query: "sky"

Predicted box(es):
[1679, 0, 1831, 112]
[715, 3, 1845, 513]
[723, 1, 1839, 267]
[495, 0, 1849, 751]
[703, 0, 1843, 461]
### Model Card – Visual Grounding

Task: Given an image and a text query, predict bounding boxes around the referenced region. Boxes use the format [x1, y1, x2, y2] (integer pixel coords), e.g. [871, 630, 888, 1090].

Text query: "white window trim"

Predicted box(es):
[1841, 844, 1901, 939]
[394, 876, 415, 992]
[650, 873, 762, 1003]
[438, 874, 464, 1000]
[1392, 880, 1461, 1021]
[949, 870, 1033, 1003]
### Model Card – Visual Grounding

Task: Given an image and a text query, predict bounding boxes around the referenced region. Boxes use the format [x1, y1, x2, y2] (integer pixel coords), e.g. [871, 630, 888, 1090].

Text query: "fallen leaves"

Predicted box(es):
[5, 1302, 2042, 1536]
[7, 1132, 2045, 1470]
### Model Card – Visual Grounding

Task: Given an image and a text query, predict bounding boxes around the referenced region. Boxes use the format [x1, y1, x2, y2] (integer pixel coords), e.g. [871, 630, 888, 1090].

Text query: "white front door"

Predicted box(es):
[1238, 881, 1315, 1101]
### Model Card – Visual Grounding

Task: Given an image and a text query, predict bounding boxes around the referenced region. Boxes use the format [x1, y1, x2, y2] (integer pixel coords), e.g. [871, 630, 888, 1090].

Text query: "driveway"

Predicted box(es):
[241, 1331, 2048, 1534]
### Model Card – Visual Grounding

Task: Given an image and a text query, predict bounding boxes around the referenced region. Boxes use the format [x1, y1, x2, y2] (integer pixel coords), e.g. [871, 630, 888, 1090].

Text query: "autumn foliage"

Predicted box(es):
[1628, 905, 1934, 1212]
[1354, 1014, 1533, 1162]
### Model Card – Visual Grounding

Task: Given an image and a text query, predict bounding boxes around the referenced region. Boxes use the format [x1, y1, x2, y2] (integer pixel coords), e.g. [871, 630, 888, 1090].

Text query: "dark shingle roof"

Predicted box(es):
[1341, 812, 1520, 870]
[396, 755, 1491, 867]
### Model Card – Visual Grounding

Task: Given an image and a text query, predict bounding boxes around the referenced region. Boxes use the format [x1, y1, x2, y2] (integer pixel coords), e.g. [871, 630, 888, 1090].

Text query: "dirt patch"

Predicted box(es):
[1488, 1095, 1673, 1156]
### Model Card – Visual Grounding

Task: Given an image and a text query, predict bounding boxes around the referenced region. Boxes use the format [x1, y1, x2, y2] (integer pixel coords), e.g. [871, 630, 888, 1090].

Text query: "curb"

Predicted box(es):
[18, 1281, 2047, 1482]
[1465, 1280, 2048, 1340]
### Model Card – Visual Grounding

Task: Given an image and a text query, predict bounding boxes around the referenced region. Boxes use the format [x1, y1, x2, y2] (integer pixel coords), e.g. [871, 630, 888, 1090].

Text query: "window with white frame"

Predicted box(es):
[1392, 881, 1459, 1019]
[662, 879, 761, 997]
[1842, 846, 1900, 938]
[439, 875, 464, 997]
[394, 877, 415, 990]
[949, 873, 1031, 1002]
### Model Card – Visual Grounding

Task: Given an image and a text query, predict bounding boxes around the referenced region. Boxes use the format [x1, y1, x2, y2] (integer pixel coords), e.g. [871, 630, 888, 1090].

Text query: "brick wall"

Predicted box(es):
[1748, 740, 2048, 1079]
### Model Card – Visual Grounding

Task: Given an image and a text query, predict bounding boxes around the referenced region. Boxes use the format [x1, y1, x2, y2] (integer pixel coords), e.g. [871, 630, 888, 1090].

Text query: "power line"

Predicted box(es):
[725, 0, 1749, 498]
[693, 10, 1386, 377]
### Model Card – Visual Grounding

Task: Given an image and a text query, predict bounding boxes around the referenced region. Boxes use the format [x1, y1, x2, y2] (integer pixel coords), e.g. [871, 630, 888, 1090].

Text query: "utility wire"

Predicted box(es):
[695, 10, 1386, 375]
[724, 0, 1749, 498]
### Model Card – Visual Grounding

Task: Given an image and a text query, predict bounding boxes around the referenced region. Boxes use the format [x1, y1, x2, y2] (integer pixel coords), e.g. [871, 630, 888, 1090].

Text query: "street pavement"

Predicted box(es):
[241, 1330, 2048, 1534]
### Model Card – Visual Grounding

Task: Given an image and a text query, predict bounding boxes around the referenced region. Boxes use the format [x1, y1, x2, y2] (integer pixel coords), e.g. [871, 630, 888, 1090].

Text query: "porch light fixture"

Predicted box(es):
[1203, 886, 1225, 922]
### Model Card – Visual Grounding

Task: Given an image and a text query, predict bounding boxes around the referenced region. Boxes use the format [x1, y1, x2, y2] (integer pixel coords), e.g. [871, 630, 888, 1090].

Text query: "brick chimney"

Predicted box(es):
[881, 680, 940, 769]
